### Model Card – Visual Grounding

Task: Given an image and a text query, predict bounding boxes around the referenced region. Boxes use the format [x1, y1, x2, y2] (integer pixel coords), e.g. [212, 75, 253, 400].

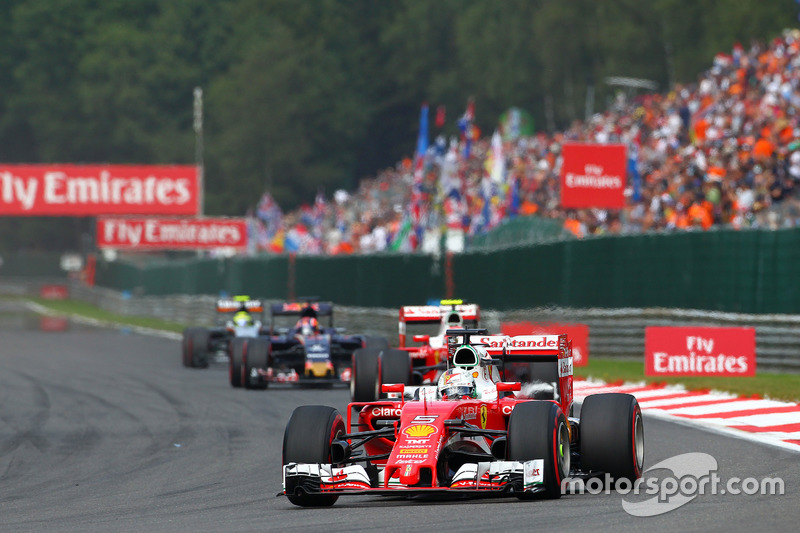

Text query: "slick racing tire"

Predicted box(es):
[507, 401, 570, 499]
[350, 348, 381, 402]
[229, 338, 247, 388]
[579, 393, 644, 483]
[379, 349, 411, 397]
[189, 328, 210, 369]
[243, 338, 269, 390]
[363, 336, 390, 350]
[181, 327, 199, 367]
[283, 405, 345, 507]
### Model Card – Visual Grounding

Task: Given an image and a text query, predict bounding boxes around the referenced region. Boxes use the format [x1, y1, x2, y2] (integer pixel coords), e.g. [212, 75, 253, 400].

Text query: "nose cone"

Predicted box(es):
[399, 464, 421, 486]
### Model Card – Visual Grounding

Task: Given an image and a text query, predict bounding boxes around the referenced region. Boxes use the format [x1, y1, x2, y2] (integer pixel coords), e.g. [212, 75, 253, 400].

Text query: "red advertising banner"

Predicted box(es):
[97, 217, 248, 250]
[560, 143, 626, 209]
[645, 326, 756, 377]
[39, 284, 69, 300]
[0, 164, 198, 215]
[501, 322, 589, 366]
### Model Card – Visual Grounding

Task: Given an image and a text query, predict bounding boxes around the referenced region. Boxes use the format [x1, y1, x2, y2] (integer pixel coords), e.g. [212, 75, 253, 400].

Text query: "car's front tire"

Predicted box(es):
[189, 328, 210, 369]
[579, 393, 644, 482]
[243, 338, 269, 390]
[283, 405, 345, 507]
[507, 401, 570, 499]
[229, 338, 247, 388]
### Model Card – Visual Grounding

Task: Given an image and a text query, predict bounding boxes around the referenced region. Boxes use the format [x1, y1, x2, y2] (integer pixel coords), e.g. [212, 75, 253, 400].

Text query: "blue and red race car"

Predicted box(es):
[231, 300, 388, 389]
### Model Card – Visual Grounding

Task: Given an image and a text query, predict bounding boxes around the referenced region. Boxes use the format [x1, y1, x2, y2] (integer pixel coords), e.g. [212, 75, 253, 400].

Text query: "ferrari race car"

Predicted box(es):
[181, 295, 267, 368]
[282, 329, 644, 506]
[349, 300, 479, 402]
[231, 300, 389, 389]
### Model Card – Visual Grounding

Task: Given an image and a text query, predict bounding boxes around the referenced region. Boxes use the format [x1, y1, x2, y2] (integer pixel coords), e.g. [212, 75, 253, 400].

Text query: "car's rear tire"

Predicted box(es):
[350, 348, 381, 402]
[379, 349, 411, 397]
[579, 393, 644, 482]
[189, 328, 210, 368]
[243, 338, 269, 390]
[181, 327, 198, 367]
[229, 338, 247, 388]
[283, 405, 345, 507]
[507, 401, 570, 499]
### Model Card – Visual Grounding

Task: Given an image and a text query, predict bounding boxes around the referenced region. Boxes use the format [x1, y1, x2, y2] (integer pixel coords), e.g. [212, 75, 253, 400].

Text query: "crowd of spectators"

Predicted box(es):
[248, 29, 800, 255]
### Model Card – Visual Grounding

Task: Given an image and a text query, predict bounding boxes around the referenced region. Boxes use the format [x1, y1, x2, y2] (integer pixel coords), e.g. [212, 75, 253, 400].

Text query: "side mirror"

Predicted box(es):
[412, 334, 430, 343]
[496, 382, 521, 392]
[381, 383, 405, 394]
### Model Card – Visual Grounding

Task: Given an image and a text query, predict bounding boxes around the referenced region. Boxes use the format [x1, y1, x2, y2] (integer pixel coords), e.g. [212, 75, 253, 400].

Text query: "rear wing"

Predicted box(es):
[398, 302, 480, 347]
[399, 303, 480, 324]
[447, 330, 573, 414]
[467, 334, 562, 359]
[270, 302, 334, 317]
[216, 298, 264, 313]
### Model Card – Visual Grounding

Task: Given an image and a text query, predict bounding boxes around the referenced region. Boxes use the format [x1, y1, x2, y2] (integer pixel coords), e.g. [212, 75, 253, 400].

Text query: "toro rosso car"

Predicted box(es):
[282, 329, 644, 506]
[349, 300, 479, 402]
[231, 301, 389, 389]
[181, 295, 267, 368]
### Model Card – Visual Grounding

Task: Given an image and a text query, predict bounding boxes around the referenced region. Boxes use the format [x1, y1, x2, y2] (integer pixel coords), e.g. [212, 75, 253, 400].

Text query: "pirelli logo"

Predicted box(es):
[398, 448, 428, 454]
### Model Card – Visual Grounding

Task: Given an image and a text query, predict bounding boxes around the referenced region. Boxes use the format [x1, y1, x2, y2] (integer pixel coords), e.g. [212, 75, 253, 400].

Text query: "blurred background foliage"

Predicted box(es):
[0, 0, 795, 251]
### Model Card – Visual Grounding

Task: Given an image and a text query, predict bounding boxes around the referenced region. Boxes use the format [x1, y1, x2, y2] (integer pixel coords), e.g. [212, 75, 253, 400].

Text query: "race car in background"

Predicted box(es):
[349, 299, 479, 402]
[181, 295, 267, 369]
[232, 300, 389, 389]
[282, 329, 644, 507]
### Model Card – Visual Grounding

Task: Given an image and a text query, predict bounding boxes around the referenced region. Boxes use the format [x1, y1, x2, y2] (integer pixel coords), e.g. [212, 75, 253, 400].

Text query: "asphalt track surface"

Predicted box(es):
[1, 318, 798, 532]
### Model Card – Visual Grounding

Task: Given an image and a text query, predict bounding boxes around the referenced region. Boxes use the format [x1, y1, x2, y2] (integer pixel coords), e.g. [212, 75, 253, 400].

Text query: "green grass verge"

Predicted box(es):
[576, 358, 800, 403]
[30, 297, 186, 334]
[22, 297, 800, 403]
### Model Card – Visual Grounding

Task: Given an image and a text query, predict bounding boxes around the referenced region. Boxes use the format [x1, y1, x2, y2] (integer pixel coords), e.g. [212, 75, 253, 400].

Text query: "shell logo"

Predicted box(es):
[403, 424, 436, 437]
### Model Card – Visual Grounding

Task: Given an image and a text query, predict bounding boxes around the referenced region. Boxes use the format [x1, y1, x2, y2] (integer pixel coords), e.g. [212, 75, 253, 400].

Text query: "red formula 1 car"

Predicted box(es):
[282, 329, 645, 506]
[349, 300, 479, 402]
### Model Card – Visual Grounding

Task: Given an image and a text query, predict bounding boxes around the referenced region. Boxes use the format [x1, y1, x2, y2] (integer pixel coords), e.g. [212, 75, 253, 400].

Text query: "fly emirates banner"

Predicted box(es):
[645, 326, 756, 377]
[97, 217, 248, 250]
[0, 164, 199, 215]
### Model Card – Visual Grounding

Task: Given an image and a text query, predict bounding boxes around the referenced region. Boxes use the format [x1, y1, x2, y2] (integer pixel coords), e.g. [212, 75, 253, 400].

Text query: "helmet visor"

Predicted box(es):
[441, 385, 473, 399]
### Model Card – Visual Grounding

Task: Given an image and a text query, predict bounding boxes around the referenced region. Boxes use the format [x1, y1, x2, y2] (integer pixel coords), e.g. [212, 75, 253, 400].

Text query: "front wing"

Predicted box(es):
[282, 460, 546, 497]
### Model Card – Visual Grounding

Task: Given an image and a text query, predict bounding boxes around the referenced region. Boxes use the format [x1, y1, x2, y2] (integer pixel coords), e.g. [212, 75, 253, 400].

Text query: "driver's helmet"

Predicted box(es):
[297, 316, 319, 336]
[438, 368, 476, 400]
[233, 311, 253, 327]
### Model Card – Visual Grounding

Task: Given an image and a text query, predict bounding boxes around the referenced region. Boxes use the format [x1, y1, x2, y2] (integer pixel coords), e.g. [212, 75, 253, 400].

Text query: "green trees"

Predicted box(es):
[0, 0, 796, 251]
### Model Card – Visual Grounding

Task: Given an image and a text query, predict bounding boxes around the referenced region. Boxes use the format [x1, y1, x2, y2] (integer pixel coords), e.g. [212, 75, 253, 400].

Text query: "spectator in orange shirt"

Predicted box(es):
[752, 135, 775, 162]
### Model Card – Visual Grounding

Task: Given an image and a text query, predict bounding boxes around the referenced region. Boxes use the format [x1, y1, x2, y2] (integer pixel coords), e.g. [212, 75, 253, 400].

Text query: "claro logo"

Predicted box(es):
[372, 407, 402, 417]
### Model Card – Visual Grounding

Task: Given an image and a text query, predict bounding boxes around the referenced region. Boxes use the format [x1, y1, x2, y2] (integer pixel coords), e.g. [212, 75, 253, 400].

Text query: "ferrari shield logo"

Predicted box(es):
[480, 405, 488, 429]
